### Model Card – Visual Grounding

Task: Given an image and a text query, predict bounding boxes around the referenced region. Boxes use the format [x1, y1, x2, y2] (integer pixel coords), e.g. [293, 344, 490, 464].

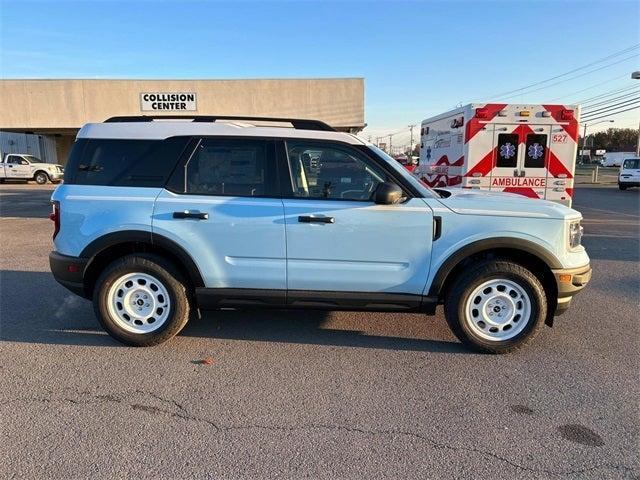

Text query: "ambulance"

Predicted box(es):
[413, 103, 580, 206]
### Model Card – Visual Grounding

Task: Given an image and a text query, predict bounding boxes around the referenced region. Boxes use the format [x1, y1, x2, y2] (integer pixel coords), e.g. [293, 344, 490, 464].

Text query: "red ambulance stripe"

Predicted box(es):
[565, 188, 574, 198]
[513, 124, 535, 143]
[464, 103, 507, 144]
[434, 155, 464, 166]
[548, 150, 573, 178]
[542, 105, 579, 142]
[452, 155, 464, 167]
[502, 187, 539, 198]
[464, 148, 495, 177]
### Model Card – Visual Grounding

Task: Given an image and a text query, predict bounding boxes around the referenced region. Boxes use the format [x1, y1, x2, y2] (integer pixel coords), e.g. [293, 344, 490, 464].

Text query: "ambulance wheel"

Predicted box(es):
[444, 259, 546, 354]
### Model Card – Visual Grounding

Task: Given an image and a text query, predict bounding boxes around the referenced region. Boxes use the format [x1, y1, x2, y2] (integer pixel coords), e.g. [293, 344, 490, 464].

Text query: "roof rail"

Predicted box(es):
[104, 115, 336, 132]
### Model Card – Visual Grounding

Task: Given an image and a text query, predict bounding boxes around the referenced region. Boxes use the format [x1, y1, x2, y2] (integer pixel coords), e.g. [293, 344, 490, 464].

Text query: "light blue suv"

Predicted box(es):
[49, 116, 591, 353]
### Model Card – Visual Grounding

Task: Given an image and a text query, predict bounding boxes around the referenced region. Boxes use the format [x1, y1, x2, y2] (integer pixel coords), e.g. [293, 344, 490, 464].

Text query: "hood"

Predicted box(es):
[434, 188, 581, 220]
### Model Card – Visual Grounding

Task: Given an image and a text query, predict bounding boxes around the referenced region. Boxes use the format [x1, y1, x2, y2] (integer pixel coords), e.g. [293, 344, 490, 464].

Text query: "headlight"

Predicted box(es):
[569, 220, 583, 248]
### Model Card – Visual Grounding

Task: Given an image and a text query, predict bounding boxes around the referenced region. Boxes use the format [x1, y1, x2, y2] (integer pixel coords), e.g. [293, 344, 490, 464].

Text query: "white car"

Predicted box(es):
[618, 157, 640, 190]
[0, 154, 64, 184]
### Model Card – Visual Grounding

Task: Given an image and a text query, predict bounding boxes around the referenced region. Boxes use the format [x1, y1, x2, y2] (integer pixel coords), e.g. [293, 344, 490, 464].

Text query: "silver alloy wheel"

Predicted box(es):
[35, 172, 48, 184]
[106, 272, 171, 334]
[464, 278, 531, 341]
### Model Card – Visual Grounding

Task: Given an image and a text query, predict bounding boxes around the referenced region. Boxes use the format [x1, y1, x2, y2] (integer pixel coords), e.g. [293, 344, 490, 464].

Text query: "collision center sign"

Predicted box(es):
[140, 92, 197, 111]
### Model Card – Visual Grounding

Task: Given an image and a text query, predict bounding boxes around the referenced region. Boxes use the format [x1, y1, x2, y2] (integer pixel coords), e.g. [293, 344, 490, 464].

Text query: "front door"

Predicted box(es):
[281, 140, 434, 295]
[152, 138, 287, 292]
[5, 155, 32, 178]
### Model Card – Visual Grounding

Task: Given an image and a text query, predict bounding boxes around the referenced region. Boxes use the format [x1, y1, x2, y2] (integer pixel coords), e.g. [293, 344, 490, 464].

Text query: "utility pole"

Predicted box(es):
[408, 124, 416, 156]
[388, 135, 393, 154]
[581, 123, 588, 163]
[633, 72, 640, 156]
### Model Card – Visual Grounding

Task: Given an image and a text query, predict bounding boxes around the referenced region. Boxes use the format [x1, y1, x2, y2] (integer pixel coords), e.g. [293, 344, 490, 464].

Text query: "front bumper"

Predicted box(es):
[619, 180, 640, 187]
[49, 171, 64, 181]
[49, 251, 89, 298]
[552, 263, 592, 315]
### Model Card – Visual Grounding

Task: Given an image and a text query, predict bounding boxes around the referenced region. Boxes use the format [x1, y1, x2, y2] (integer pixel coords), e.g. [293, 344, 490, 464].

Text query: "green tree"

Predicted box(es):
[588, 128, 638, 152]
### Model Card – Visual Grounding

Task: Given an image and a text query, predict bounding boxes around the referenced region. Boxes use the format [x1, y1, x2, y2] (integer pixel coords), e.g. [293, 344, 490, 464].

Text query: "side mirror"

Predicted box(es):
[374, 182, 404, 205]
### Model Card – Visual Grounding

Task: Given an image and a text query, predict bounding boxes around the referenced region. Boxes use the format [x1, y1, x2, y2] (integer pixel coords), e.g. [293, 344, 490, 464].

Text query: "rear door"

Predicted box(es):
[490, 126, 549, 199]
[520, 126, 550, 198]
[153, 137, 287, 294]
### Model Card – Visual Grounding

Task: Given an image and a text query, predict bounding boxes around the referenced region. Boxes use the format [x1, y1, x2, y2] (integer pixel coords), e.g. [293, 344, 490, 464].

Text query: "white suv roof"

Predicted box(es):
[77, 116, 365, 145]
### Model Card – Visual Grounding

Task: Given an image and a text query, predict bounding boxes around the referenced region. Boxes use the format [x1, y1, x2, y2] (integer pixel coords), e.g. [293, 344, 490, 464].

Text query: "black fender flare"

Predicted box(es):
[427, 237, 562, 298]
[80, 230, 205, 288]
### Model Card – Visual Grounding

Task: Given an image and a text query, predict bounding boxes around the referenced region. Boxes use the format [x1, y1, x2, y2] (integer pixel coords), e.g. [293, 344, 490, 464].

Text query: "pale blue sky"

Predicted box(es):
[1, 0, 638, 143]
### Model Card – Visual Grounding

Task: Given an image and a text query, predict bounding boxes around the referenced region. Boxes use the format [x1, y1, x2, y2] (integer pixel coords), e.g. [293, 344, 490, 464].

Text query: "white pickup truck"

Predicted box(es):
[0, 154, 64, 184]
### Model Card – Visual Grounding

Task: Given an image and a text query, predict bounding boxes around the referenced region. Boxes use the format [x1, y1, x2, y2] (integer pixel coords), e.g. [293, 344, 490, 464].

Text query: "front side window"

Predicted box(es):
[496, 134, 519, 168]
[286, 141, 387, 201]
[7, 156, 27, 165]
[168, 138, 278, 197]
[524, 134, 547, 168]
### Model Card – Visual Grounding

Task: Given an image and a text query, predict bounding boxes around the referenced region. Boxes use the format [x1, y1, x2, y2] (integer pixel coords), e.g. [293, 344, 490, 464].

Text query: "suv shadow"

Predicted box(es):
[0, 270, 466, 354]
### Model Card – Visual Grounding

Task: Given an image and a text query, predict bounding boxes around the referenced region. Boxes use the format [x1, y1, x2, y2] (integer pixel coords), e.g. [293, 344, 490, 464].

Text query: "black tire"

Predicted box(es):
[444, 259, 547, 354]
[93, 254, 191, 346]
[34, 171, 49, 184]
[618, 184, 627, 190]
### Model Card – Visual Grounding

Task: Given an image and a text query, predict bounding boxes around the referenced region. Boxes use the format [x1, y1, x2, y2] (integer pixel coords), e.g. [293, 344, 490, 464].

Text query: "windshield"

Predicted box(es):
[623, 158, 640, 169]
[367, 145, 440, 198]
[23, 155, 41, 163]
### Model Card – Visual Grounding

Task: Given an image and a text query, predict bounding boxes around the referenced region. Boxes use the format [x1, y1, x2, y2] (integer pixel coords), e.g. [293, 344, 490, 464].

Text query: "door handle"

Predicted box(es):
[298, 215, 335, 224]
[173, 211, 208, 220]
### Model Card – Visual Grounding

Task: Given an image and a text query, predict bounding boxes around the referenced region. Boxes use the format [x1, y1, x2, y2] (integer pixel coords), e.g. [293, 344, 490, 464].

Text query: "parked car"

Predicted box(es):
[49, 115, 591, 353]
[0, 154, 64, 184]
[618, 157, 640, 190]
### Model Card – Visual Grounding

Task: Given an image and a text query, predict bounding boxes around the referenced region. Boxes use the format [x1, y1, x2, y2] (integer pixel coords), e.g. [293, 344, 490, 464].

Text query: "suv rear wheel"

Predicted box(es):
[444, 260, 547, 354]
[93, 254, 191, 346]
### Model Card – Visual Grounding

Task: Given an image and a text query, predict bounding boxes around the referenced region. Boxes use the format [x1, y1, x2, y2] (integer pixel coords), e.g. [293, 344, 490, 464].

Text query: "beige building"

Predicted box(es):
[0, 78, 365, 164]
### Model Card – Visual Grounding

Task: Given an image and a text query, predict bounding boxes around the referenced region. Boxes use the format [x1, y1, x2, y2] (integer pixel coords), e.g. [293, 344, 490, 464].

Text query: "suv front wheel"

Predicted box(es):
[93, 254, 191, 346]
[444, 260, 547, 354]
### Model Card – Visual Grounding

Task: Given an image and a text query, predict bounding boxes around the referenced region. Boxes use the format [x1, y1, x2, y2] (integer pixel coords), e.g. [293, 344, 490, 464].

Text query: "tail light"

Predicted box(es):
[560, 109, 574, 121]
[49, 201, 60, 240]
[475, 107, 488, 119]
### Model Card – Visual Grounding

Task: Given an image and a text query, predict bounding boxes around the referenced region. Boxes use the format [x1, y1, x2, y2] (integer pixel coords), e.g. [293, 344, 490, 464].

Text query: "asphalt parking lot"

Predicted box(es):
[1, 183, 638, 479]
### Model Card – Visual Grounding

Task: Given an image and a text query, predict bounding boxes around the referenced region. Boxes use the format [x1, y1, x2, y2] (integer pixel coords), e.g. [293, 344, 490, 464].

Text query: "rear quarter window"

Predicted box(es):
[63, 137, 190, 187]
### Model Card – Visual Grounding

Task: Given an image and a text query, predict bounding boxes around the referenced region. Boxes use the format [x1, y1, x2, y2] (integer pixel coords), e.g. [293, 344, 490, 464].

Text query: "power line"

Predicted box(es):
[485, 44, 640, 99]
[581, 104, 640, 123]
[547, 74, 630, 102]
[583, 97, 640, 116]
[583, 91, 640, 109]
[493, 54, 639, 101]
[582, 100, 640, 120]
[580, 85, 640, 105]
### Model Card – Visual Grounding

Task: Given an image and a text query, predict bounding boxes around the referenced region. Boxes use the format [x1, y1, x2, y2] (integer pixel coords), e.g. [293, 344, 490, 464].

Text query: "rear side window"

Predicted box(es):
[166, 138, 278, 197]
[496, 134, 518, 168]
[64, 137, 189, 187]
